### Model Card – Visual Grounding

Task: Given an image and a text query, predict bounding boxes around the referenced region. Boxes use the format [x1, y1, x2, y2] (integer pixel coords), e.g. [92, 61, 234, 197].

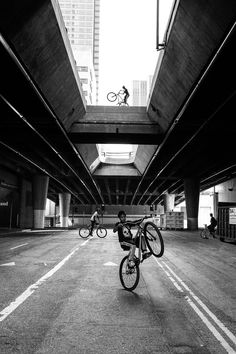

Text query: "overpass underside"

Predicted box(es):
[0, 0, 236, 215]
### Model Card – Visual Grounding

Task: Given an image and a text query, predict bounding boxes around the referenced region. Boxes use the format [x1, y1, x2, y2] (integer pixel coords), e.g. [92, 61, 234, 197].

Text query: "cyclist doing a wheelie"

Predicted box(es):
[113, 210, 151, 262]
[122, 86, 130, 105]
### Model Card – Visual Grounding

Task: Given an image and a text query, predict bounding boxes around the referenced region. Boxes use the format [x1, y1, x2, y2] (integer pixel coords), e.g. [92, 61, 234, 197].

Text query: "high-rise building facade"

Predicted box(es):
[132, 80, 148, 106]
[59, 0, 100, 104]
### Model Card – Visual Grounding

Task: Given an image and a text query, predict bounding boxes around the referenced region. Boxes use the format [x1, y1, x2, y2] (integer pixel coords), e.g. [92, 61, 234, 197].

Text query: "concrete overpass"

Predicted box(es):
[0, 0, 236, 229]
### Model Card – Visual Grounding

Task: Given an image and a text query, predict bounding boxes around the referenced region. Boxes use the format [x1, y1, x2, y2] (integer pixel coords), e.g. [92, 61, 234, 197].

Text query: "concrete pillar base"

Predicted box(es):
[187, 218, 198, 231]
[184, 178, 200, 231]
[163, 193, 175, 213]
[59, 193, 71, 228]
[32, 175, 49, 229]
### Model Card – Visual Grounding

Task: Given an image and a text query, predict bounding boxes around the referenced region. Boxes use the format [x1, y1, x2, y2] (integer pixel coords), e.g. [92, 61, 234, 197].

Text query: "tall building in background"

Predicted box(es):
[132, 80, 147, 106]
[74, 49, 97, 104]
[59, 0, 100, 104]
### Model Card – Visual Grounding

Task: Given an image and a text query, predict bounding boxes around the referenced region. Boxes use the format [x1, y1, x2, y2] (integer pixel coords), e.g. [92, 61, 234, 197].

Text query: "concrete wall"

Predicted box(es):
[19, 179, 33, 228]
[70, 204, 156, 227]
[0, 168, 19, 228]
[216, 179, 236, 204]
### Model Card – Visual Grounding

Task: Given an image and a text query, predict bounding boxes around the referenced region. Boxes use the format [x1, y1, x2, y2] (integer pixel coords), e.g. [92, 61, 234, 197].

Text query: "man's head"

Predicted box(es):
[210, 213, 213, 217]
[118, 210, 126, 222]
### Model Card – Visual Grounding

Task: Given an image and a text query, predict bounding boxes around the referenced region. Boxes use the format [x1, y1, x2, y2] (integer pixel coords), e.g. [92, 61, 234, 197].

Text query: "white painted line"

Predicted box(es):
[155, 261, 183, 292]
[0, 245, 80, 322]
[0, 262, 15, 267]
[104, 261, 118, 266]
[186, 296, 236, 354]
[153, 257, 236, 351]
[162, 260, 236, 347]
[81, 240, 90, 246]
[10, 243, 28, 250]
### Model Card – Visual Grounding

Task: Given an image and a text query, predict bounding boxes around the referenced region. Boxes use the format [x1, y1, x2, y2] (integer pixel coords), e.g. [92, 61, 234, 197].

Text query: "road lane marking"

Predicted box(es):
[0, 244, 81, 322]
[10, 243, 28, 250]
[104, 261, 118, 266]
[0, 262, 15, 267]
[165, 270, 184, 292]
[81, 240, 90, 246]
[153, 257, 236, 352]
[186, 296, 236, 354]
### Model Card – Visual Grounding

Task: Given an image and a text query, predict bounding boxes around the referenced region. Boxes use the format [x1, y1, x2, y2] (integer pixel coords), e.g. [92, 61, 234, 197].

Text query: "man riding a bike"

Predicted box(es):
[89, 208, 101, 236]
[113, 210, 151, 261]
[122, 86, 130, 104]
[207, 213, 217, 237]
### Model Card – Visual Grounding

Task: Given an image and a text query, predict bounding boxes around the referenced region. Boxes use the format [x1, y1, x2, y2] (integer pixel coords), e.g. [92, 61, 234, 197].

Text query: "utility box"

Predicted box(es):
[160, 212, 184, 230]
[217, 206, 236, 241]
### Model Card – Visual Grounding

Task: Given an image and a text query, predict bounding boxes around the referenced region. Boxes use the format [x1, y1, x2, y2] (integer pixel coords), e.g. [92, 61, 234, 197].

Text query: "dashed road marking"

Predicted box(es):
[104, 261, 118, 266]
[0, 262, 15, 267]
[0, 244, 81, 322]
[10, 243, 28, 250]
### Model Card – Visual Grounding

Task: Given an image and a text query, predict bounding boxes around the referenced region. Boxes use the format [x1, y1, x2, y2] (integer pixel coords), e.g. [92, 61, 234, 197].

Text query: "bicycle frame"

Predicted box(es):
[201, 224, 216, 238]
[122, 218, 148, 263]
[116, 90, 125, 105]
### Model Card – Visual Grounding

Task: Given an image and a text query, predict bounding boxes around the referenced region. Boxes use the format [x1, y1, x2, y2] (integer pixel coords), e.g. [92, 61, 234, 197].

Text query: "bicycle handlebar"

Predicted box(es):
[122, 215, 152, 226]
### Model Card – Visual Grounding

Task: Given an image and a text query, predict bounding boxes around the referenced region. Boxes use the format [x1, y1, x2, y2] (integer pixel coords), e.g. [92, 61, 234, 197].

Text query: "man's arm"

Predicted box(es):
[113, 222, 122, 233]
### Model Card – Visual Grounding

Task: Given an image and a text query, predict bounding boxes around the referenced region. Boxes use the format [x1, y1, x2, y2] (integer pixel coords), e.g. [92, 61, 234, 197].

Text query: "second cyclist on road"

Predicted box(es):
[90, 208, 101, 236]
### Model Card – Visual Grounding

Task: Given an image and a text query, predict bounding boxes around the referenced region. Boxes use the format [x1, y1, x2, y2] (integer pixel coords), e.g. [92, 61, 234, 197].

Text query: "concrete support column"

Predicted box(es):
[32, 175, 49, 229]
[184, 178, 200, 230]
[163, 193, 175, 212]
[59, 193, 71, 227]
[19, 178, 27, 228]
[213, 186, 218, 219]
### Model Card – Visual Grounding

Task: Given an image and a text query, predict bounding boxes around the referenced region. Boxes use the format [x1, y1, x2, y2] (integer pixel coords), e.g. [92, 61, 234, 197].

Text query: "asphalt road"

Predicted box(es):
[0, 228, 235, 354]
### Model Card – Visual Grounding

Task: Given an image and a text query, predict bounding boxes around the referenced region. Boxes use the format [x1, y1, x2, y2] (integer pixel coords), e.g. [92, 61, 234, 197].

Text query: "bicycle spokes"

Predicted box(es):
[144, 222, 164, 258]
[119, 255, 140, 291]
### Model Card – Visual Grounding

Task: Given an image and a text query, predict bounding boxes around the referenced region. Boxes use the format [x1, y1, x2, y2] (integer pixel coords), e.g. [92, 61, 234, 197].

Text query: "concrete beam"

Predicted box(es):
[148, 0, 236, 132]
[134, 145, 157, 175]
[69, 106, 163, 144]
[0, 0, 86, 130]
[93, 164, 141, 176]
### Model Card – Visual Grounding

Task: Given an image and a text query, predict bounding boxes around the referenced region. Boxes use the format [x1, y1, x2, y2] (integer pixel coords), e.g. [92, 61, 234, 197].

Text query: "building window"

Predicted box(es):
[80, 78, 88, 84]
[78, 66, 88, 72]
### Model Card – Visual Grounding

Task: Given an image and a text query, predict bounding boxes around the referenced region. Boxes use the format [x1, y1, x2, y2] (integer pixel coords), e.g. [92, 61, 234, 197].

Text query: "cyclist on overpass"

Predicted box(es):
[122, 86, 130, 105]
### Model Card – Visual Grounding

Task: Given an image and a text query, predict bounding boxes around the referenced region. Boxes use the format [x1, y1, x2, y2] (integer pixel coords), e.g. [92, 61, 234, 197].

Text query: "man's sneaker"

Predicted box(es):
[128, 260, 136, 268]
[142, 251, 152, 260]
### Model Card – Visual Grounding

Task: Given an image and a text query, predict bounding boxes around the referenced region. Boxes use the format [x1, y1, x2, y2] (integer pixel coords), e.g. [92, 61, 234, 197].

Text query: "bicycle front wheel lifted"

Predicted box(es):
[79, 227, 90, 238]
[119, 255, 140, 291]
[144, 222, 164, 257]
[107, 92, 117, 102]
[96, 227, 107, 238]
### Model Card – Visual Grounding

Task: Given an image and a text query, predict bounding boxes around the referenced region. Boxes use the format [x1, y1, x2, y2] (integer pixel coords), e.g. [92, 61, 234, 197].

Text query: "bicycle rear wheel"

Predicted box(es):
[200, 230, 208, 239]
[96, 227, 107, 238]
[119, 255, 140, 291]
[144, 222, 164, 257]
[107, 92, 117, 102]
[79, 227, 90, 238]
